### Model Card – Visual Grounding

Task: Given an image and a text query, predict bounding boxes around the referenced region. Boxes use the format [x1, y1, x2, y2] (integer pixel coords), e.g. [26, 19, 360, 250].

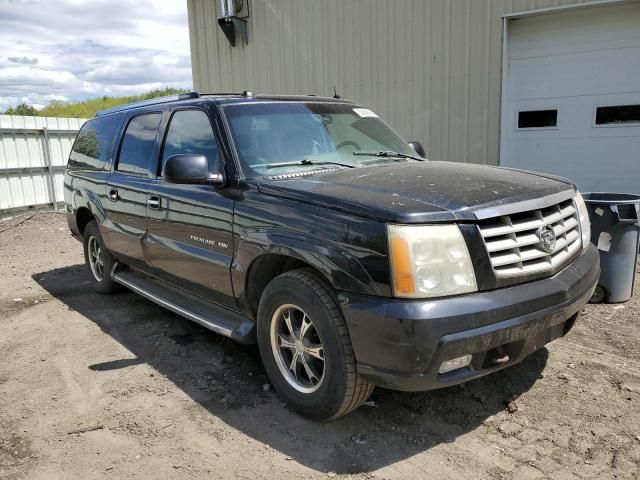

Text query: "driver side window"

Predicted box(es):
[161, 109, 219, 175]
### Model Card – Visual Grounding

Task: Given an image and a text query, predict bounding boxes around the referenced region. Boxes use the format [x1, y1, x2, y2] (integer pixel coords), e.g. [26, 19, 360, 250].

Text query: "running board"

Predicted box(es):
[111, 268, 256, 344]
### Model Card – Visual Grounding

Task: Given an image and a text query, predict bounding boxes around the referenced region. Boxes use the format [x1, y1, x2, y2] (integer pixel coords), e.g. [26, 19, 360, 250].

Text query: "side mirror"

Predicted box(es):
[407, 141, 426, 159]
[164, 154, 225, 187]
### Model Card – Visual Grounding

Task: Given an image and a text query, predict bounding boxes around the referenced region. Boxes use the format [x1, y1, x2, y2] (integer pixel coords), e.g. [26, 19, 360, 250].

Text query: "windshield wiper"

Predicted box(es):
[352, 151, 424, 161]
[265, 159, 355, 170]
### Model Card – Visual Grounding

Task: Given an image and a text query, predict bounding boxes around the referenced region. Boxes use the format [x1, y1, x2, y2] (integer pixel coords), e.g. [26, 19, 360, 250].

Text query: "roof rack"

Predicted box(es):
[95, 91, 200, 117]
[199, 91, 252, 97]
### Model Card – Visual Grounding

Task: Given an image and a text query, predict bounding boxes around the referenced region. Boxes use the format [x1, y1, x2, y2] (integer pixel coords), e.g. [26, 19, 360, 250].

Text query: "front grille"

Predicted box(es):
[478, 198, 581, 277]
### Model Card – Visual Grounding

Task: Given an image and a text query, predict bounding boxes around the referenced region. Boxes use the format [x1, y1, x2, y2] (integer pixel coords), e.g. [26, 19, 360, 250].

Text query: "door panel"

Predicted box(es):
[145, 108, 237, 308]
[102, 172, 150, 269]
[101, 112, 162, 270]
[145, 182, 236, 307]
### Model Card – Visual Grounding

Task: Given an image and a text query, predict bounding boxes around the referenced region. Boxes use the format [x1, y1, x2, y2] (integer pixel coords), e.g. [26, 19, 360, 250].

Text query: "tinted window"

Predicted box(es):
[68, 114, 122, 170]
[518, 109, 557, 129]
[595, 105, 640, 126]
[161, 110, 219, 174]
[117, 113, 162, 175]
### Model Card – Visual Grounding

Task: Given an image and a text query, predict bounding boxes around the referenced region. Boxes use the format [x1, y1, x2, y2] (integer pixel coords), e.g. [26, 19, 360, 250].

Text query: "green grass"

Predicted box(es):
[32, 87, 188, 118]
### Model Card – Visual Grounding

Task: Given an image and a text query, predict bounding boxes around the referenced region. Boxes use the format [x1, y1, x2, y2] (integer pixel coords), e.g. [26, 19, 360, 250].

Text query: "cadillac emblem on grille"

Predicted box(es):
[537, 225, 557, 253]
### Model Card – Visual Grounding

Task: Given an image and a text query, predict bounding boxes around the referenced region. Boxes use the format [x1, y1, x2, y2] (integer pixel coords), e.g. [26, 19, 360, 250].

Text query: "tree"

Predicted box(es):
[4, 103, 38, 116]
[72, 129, 100, 161]
[37, 87, 187, 118]
[2, 88, 189, 118]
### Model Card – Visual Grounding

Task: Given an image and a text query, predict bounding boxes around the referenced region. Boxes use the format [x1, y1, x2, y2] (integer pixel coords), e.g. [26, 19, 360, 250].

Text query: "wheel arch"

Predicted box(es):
[243, 253, 326, 321]
[75, 206, 95, 236]
[236, 230, 381, 320]
[71, 188, 107, 236]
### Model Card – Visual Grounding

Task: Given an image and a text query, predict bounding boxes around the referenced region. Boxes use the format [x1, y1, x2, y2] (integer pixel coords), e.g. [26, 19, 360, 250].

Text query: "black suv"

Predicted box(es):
[65, 92, 599, 420]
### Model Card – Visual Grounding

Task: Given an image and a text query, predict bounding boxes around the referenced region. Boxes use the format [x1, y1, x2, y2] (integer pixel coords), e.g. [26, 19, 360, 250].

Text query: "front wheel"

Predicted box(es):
[83, 220, 121, 294]
[257, 269, 374, 420]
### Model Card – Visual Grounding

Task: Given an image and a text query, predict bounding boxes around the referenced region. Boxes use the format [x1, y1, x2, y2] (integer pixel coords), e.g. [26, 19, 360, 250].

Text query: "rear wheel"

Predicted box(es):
[83, 220, 120, 294]
[257, 269, 374, 420]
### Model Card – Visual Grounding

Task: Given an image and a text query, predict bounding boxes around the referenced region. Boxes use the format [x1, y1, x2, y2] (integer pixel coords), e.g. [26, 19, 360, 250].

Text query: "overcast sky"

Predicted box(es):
[0, 0, 192, 111]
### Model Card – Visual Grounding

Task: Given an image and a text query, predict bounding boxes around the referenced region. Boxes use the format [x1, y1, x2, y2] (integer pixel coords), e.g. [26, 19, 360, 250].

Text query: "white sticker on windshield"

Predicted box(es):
[353, 108, 379, 118]
[251, 118, 269, 131]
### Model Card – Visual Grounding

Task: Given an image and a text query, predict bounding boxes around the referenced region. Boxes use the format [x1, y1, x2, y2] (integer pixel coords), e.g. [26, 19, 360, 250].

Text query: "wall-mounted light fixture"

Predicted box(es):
[218, 0, 250, 47]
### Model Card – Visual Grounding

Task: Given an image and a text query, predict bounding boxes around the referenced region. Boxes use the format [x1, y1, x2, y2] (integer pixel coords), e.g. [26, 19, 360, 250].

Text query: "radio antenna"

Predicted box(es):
[333, 86, 341, 99]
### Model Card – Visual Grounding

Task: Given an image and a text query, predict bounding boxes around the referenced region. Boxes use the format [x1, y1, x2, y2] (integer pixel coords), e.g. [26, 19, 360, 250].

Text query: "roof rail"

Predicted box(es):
[95, 91, 200, 117]
[199, 92, 247, 97]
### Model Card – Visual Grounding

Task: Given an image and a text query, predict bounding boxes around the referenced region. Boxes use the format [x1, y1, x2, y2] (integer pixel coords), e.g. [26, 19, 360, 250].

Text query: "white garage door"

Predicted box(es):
[500, 2, 640, 194]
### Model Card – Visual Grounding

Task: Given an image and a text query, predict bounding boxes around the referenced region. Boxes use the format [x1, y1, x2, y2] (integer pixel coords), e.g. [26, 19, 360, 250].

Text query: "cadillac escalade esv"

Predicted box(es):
[65, 92, 599, 420]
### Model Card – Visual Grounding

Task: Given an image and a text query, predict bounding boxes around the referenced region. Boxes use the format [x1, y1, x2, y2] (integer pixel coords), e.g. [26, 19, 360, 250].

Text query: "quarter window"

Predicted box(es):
[68, 114, 122, 170]
[161, 110, 219, 174]
[117, 113, 162, 175]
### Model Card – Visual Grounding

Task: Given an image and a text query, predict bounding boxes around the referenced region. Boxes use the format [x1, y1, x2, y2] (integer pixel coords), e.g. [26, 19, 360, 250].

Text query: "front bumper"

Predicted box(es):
[340, 244, 600, 391]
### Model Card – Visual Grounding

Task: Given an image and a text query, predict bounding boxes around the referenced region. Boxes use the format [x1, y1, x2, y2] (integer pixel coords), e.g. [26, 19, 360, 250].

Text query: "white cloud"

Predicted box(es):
[0, 0, 192, 112]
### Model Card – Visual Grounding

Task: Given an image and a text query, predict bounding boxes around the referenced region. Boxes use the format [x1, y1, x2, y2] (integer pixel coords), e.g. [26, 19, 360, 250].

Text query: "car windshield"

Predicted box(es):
[223, 102, 420, 177]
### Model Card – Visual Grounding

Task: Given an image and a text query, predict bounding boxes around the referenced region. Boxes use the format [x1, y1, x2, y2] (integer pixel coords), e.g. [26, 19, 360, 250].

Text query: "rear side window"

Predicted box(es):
[161, 110, 219, 175]
[68, 114, 122, 170]
[117, 113, 162, 175]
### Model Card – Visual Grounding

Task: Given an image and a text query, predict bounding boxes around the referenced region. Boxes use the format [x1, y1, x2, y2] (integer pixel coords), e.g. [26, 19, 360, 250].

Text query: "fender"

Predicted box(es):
[497, 166, 577, 188]
[65, 170, 109, 238]
[72, 187, 106, 224]
[232, 227, 382, 312]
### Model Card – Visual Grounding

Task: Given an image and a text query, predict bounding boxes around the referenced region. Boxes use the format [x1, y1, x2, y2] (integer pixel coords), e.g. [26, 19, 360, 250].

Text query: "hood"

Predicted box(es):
[258, 161, 576, 223]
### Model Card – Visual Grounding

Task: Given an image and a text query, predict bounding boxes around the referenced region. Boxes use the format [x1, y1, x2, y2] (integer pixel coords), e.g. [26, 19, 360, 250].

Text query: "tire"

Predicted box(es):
[257, 268, 374, 420]
[83, 220, 120, 294]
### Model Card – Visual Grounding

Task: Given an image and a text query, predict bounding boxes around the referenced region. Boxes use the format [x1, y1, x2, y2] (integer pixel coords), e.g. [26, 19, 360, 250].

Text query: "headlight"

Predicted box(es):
[574, 192, 591, 250]
[388, 224, 477, 298]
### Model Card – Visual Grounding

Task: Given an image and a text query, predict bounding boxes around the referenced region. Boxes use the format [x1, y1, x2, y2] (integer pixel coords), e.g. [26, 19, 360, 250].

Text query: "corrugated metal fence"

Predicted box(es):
[0, 115, 85, 212]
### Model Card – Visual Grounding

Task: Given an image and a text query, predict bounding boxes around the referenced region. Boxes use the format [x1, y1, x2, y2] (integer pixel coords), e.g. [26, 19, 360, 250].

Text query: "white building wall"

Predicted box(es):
[500, 1, 640, 193]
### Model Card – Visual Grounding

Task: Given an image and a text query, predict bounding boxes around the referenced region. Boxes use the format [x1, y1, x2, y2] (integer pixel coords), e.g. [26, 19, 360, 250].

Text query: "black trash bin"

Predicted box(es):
[583, 193, 640, 303]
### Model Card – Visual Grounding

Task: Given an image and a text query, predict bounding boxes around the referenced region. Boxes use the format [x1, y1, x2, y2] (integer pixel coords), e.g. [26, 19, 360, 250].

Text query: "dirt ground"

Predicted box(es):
[0, 212, 639, 480]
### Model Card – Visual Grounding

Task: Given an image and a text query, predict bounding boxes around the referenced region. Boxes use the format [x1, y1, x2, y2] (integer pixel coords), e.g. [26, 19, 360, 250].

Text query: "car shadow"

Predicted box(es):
[34, 265, 548, 474]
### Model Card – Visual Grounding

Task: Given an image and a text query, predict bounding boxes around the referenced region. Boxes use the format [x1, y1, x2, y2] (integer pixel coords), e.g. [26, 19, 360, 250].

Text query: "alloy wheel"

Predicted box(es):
[270, 304, 325, 393]
[87, 235, 104, 281]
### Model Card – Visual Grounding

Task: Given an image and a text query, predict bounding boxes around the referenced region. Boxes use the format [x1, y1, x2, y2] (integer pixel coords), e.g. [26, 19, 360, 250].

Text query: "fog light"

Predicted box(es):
[439, 355, 472, 374]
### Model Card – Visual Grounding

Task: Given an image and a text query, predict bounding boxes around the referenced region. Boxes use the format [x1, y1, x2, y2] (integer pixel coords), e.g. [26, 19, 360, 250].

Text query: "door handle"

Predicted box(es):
[108, 188, 119, 201]
[147, 196, 161, 209]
